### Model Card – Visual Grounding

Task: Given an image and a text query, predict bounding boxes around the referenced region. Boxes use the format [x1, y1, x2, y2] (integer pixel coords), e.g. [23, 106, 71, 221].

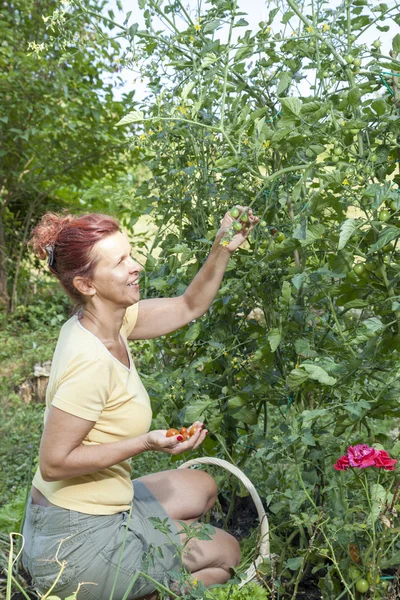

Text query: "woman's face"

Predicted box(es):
[89, 231, 143, 307]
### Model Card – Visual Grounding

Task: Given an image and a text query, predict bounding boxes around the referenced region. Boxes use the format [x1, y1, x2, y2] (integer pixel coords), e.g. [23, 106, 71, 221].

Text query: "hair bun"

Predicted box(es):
[29, 212, 73, 260]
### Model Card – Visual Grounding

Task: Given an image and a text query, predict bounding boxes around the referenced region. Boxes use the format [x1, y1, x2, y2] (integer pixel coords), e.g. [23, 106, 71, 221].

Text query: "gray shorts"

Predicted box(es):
[22, 481, 183, 600]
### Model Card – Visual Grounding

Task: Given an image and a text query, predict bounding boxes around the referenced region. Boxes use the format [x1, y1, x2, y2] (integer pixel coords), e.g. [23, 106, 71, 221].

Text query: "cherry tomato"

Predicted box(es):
[166, 428, 179, 437]
[233, 221, 242, 232]
[276, 232, 285, 242]
[365, 260, 378, 272]
[382, 243, 394, 253]
[188, 425, 199, 437]
[345, 54, 354, 64]
[260, 220, 267, 227]
[353, 57, 361, 67]
[179, 427, 188, 438]
[348, 566, 362, 580]
[379, 210, 391, 222]
[356, 579, 369, 594]
[230, 207, 240, 218]
[353, 263, 365, 276]
[270, 227, 278, 236]
[373, 39, 381, 49]
[240, 212, 249, 223]
[367, 572, 380, 585]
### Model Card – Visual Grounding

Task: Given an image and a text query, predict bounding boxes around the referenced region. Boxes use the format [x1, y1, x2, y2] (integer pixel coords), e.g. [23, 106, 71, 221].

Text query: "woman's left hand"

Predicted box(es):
[216, 206, 260, 253]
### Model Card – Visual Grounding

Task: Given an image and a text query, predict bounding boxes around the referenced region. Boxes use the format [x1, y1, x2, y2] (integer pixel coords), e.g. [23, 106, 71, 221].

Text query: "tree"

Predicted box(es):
[0, 0, 135, 312]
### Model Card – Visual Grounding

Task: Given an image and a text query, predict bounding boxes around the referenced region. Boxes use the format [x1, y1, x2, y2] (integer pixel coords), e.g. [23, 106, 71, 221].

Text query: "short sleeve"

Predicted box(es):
[122, 302, 139, 338]
[52, 358, 110, 421]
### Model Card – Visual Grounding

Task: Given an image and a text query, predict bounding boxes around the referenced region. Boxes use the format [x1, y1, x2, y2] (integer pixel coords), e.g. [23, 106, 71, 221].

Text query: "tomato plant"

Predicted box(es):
[40, 0, 400, 597]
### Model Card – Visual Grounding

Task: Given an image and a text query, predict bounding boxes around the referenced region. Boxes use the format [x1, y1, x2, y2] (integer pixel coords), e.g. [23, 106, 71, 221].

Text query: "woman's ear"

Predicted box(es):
[72, 276, 96, 297]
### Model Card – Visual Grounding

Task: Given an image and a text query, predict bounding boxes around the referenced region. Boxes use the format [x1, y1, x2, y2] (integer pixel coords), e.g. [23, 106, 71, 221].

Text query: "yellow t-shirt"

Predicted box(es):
[32, 303, 152, 515]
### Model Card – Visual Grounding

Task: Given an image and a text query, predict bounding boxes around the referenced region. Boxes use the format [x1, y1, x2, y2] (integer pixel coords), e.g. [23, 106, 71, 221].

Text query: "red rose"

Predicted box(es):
[374, 450, 397, 471]
[334, 455, 350, 471]
[348, 444, 378, 468]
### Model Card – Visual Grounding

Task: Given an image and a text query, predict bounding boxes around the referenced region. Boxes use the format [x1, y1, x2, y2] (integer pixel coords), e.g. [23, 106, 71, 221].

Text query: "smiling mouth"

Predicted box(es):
[127, 279, 139, 287]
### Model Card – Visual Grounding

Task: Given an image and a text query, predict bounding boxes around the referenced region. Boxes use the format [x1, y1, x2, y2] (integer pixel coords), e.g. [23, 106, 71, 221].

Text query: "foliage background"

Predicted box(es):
[2, 0, 400, 598]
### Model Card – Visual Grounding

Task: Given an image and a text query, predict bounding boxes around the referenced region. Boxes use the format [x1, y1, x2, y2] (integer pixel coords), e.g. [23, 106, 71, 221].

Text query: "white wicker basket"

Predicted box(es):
[178, 457, 270, 588]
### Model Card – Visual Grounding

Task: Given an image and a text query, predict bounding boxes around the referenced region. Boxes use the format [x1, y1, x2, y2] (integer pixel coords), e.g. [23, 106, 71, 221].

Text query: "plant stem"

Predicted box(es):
[328, 296, 357, 358]
[220, 0, 238, 126]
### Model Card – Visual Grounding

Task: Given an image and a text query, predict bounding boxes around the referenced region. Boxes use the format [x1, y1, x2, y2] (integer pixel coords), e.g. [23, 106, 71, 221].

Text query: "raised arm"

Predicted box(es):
[129, 206, 258, 341]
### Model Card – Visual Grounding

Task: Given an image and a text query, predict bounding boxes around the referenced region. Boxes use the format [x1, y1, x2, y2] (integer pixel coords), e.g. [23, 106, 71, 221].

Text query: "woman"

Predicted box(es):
[22, 207, 258, 600]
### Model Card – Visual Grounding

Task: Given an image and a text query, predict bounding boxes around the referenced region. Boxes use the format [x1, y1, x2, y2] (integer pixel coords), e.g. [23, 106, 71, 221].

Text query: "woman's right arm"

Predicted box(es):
[40, 406, 206, 482]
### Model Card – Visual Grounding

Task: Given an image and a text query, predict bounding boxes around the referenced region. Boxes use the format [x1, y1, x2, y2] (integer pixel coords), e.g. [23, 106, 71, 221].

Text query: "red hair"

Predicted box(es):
[29, 213, 120, 303]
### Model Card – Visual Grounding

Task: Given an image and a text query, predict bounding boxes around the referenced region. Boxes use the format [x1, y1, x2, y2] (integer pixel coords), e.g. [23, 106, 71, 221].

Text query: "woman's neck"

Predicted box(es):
[78, 303, 126, 343]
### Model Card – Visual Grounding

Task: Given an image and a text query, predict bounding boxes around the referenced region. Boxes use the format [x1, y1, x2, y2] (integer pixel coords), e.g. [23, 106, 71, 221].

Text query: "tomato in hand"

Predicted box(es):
[232, 221, 242, 232]
[166, 428, 179, 437]
[230, 207, 240, 218]
[188, 425, 199, 437]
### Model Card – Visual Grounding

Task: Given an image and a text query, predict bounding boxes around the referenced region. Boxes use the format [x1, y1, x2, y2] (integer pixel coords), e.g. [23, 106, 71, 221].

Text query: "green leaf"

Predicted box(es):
[300, 223, 325, 247]
[185, 398, 212, 422]
[282, 10, 295, 24]
[302, 364, 336, 386]
[295, 338, 317, 358]
[368, 483, 393, 526]
[347, 88, 362, 106]
[371, 99, 387, 116]
[277, 72, 292, 96]
[286, 557, 303, 571]
[279, 281, 292, 311]
[301, 409, 329, 425]
[338, 219, 357, 250]
[363, 317, 384, 332]
[367, 226, 400, 253]
[228, 395, 245, 409]
[287, 368, 309, 390]
[200, 53, 218, 69]
[115, 110, 145, 126]
[203, 20, 222, 33]
[267, 328, 281, 352]
[328, 249, 353, 277]
[232, 407, 258, 425]
[184, 321, 202, 343]
[181, 82, 195, 99]
[343, 299, 369, 309]
[280, 97, 302, 117]
[392, 33, 400, 55]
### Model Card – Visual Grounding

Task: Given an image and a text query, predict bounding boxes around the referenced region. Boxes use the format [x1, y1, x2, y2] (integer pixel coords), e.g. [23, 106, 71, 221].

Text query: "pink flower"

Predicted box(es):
[333, 444, 397, 471]
[347, 444, 379, 468]
[334, 455, 350, 471]
[374, 450, 397, 471]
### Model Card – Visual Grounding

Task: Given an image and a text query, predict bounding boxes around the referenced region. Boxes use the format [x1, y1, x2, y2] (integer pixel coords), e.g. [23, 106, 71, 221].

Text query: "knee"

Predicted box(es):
[225, 534, 241, 570]
[195, 470, 218, 509]
[205, 472, 218, 509]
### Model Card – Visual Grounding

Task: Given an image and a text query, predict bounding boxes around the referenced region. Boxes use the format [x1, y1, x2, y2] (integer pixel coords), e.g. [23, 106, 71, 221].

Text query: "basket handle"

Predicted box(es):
[178, 457, 270, 558]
